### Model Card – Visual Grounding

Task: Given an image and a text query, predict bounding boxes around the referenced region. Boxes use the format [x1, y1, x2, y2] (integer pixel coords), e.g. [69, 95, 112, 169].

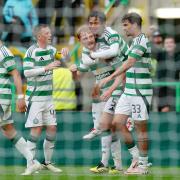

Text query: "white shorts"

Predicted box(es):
[103, 97, 119, 114]
[25, 100, 57, 128]
[115, 93, 152, 121]
[0, 104, 13, 127]
[91, 97, 120, 128]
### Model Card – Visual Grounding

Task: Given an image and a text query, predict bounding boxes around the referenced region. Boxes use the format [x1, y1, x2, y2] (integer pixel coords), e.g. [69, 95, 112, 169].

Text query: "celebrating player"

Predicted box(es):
[70, 24, 127, 173]
[23, 24, 68, 173]
[100, 13, 152, 175]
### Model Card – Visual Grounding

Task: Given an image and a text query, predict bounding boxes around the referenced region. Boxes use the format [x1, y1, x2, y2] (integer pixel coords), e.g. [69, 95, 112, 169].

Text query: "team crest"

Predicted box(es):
[33, 118, 39, 124]
[137, 114, 142, 119]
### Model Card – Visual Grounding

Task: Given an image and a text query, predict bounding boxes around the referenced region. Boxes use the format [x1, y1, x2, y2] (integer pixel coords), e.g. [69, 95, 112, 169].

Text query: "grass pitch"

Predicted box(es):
[0, 166, 179, 180]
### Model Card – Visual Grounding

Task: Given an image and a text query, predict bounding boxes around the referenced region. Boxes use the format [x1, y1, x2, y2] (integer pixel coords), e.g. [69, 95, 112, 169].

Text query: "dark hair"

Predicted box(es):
[164, 35, 175, 41]
[122, 12, 142, 28]
[88, 11, 106, 23]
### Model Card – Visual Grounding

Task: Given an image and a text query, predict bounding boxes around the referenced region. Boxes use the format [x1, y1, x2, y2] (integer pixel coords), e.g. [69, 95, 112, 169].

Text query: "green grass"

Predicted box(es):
[0, 166, 179, 180]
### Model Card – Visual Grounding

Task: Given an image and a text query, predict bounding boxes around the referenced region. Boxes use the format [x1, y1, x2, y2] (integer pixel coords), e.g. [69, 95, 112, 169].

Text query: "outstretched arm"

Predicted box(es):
[24, 61, 61, 77]
[90, 43, 119, 60]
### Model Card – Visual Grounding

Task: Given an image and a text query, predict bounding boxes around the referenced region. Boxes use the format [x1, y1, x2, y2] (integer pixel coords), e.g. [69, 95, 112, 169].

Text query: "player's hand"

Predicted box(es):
[91, 84, 100, 99]
[100, 89, 112, 101]
[45, 61, 61, 71]
[16, 99, 26, 112]
[61, 47, 69, 58]
[69, 64, 78, 72]
[99, 76, 111, 88]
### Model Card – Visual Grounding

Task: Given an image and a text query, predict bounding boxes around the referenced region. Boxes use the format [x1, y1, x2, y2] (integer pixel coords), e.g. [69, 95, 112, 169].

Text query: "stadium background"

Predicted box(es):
[0, 0, 180, 179]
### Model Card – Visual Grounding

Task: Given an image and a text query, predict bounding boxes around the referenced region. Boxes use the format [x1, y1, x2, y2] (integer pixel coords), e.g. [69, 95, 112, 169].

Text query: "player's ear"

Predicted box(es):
[77, 34, 81, 41]
[37, 34, 41, 39]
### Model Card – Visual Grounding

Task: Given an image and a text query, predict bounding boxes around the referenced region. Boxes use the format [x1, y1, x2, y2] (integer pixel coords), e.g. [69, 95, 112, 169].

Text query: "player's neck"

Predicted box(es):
[37, 42, 48, 49]
[133, 29, 142, 38]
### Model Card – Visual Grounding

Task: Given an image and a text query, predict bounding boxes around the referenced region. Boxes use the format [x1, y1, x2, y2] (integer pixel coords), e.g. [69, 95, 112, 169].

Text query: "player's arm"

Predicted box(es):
[100, 39, 147, 86]
[69, 57, 90, 73]
[114, 39, 147, 78]
[100, 76, 120, 101]
[23, 57, 60, 78]
[69, 59, 89, 80]
[9, 69, 26, 112]
[115, 57, 136, 77]
[2, 46, 25, 112]
[100, 72, 125, 101]
[90, 33, 120, 59]
[69, 50, 91, 73]
[90, 43, 119, 60]
[99, 57, 136, 88]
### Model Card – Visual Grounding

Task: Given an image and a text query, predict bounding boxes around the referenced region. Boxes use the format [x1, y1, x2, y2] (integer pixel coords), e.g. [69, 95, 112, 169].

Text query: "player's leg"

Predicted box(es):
[0, 104, 35, 162]
[42, 101, 62, 173]
[42, 125, 61, 172]
[90, 97, 121, 173]
[102, 97, 123, 173]
[134, 120, 148, 171]
[0, 104, 41, 175]
[90, 131, 111, 173]
[25, 101, 43, 167]
[113, 114, 139, 164]
[99, 113, 114, 170]
[83, 101, 105, 139]
[109, 133, 123, 174]
[2, 124, 42, 175]
[90, 102, 109, 173]
[114, 94, 139, 173]
[2, 123, 34, 162]
[99, 112, 113, 131]
[27, 126, 43, 165]
[126, 96, 152, 175]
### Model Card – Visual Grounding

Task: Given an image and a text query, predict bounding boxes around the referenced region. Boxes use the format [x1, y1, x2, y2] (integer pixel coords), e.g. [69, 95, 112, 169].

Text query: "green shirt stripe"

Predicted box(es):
[26, 90, 52, 96]
[126, 72, 150, 79]
[125, 83, 152, 89]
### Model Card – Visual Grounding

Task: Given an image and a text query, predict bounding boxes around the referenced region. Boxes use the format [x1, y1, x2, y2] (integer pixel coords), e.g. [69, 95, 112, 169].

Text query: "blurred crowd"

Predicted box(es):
[148, 27, 180, 112]
[0, 0, 179, 112]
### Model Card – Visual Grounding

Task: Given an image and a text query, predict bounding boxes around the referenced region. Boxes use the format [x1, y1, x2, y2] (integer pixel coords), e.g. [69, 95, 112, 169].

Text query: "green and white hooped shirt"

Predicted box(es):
[23, 44, 57, 102]
[0, 45, 16, 105]
[124, 33, 152, 96]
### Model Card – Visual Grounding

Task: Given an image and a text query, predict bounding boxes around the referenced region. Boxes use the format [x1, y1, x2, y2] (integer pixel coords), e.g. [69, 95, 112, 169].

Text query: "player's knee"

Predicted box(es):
[45, 125, 57, 141]
[46, 125, 57, 134]
[30, 126, 43, 137]
[1, 124, 17, 139]
[113, 119, 127, 132]
[134, 120, 147, 130]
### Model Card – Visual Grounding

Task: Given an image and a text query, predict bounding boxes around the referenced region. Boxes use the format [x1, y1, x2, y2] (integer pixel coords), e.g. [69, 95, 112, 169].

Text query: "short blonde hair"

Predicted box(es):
[76, 25, 92, 40]
[33, 24, 50, 39]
